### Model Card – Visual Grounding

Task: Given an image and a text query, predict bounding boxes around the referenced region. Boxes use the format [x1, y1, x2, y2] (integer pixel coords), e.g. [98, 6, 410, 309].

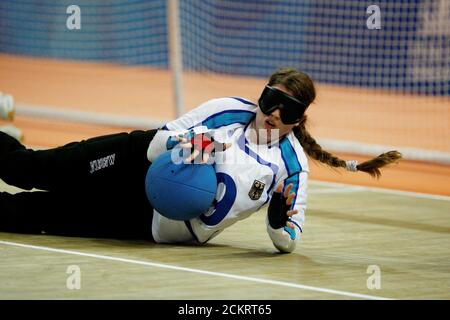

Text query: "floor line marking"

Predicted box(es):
[0, 240, 392, 300]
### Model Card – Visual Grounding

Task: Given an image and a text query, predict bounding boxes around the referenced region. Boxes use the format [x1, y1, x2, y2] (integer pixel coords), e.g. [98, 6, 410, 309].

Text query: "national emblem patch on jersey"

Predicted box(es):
[248, 180, 265, 200]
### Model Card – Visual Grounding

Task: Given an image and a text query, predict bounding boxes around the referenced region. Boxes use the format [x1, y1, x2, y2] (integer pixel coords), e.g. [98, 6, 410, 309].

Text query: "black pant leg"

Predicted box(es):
[0, 189, 154, 240]
[0, 191, 50, 234]
[0, 129, 158, 240]
[0, 129, 157, 192]
[0, 131, 25, 155]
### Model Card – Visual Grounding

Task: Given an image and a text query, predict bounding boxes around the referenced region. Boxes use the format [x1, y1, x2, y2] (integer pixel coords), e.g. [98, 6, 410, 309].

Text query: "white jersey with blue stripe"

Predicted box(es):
[147, 97, 309, 253]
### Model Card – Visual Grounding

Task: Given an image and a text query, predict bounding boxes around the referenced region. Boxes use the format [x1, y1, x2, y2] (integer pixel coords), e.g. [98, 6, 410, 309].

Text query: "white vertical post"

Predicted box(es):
[167, 0, 184, 118]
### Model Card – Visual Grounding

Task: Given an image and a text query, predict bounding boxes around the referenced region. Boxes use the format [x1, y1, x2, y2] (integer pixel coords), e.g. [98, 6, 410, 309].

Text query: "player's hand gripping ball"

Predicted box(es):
[168, 131, 231, 164]
[145, 151, 218, 220]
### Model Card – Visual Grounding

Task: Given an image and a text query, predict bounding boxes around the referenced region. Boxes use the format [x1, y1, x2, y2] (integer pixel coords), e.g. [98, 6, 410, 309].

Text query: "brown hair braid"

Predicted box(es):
[268, 67, 402, 178]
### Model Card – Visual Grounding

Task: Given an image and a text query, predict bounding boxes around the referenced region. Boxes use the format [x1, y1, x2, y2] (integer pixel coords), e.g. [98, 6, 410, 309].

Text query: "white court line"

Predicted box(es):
[0, 240, 392, 300]
[310, 180, 450, 202]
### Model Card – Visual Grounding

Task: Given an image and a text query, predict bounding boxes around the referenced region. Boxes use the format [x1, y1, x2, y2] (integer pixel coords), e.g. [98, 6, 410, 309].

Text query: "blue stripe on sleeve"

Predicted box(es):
[279, 139, 302, 210]
[279, 139, 302, 176]
[191, 110, 255, 130]
[285, 173, 300, 210]
[283, 226, 296, 240]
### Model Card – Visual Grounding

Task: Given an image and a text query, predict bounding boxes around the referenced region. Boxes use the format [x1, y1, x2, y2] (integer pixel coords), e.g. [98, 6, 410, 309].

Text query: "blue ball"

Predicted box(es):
[145, 151, 217, 220]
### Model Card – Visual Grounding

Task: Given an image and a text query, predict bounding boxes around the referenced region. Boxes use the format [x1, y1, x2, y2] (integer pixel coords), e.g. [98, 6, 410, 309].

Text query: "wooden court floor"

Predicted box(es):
[1, 180, 449, 300]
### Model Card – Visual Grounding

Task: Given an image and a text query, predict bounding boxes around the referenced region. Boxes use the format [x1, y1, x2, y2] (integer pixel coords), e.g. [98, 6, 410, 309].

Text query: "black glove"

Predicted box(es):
[268, 189, 291, 229]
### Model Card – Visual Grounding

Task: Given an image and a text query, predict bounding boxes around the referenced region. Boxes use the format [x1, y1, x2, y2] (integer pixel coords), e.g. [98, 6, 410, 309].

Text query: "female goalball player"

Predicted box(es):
[0, 68, 401, 253]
